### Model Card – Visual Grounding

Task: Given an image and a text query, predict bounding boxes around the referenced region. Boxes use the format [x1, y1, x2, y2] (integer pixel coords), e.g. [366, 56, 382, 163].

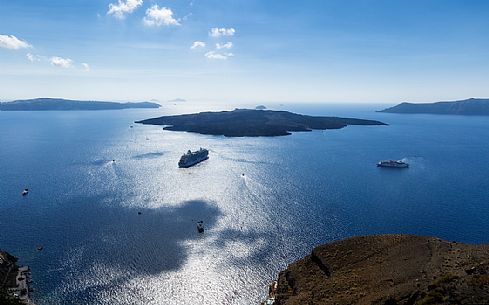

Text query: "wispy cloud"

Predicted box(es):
[209, 28, 235, 38]
[81, 63, 90, 72]
[0, 34, 31, 50]
[50, 56, 74, 68]
[182, 13, 192, 22]
[143, 5, 180, 27]
[216, 42, 233, 50]
[107, 0, 143, 19]
[191, 41, 206, 49]
[204, 51, 234, 60]
[26, 53, 42, 62]
[27, 53, 89, 71]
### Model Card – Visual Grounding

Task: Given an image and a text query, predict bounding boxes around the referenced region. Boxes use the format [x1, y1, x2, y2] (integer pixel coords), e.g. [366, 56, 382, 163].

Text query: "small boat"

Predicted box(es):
[197, 221, 204, 233]
[263, 298, 275, 305]
[137, 211, 142, 215]
[36, 245, 43, 251]
[22, 188, 29, 196]
[377, 160, 409, 168]
[262, 281, 278, 305]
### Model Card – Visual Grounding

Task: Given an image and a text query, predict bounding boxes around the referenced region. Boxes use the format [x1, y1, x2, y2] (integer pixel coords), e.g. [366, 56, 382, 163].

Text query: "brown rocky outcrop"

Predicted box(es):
[270, 234, 489, 305]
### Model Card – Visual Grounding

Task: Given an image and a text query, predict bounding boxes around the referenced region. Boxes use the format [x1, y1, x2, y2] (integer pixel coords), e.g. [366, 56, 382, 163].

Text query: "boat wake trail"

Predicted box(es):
[241, 174, 271, 194]
[400, 156, 426, 169]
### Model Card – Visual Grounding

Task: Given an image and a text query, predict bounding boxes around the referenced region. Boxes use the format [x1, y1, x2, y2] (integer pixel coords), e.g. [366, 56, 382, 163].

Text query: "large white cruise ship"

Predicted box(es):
[178, 148, 209, 168]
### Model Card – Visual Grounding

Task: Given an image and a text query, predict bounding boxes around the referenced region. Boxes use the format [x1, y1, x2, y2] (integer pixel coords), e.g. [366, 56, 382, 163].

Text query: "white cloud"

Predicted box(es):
[107, 0, 143, 19]
[216, 42, 233, 50]
[182, 13, 192, 21]
[0, 34, 31, 50]
[143, 5, 180, 27]
[26, 53, 42, 62]
[191, 41, 206, 49]
[209, 27, 235, 38]
[204, 51, 234, 60]
[26, 53, 87, 70]
[50, 56, 74, 68]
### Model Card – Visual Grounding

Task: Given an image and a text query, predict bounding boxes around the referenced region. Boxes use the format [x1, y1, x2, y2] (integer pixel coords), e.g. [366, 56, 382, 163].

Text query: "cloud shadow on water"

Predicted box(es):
[29, 198, 221, 303]
[210, 227, 284, 265]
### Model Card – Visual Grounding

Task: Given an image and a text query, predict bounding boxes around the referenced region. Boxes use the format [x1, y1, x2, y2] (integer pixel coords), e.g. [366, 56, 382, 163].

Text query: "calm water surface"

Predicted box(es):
[1, 103, 489, 304]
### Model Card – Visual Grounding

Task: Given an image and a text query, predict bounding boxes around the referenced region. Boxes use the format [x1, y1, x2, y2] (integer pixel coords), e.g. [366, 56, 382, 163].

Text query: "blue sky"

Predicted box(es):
[1, 0, 489, 103]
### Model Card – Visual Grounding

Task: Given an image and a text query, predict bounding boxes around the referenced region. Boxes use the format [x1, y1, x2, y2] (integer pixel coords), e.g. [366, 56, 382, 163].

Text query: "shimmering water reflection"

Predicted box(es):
[1, 105, 489, 304]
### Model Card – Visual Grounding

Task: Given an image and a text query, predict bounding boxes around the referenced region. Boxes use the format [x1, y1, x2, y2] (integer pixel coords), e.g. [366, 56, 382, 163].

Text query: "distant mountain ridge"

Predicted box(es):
[379, 98, 489, 115]
[0, 98, 160, 111]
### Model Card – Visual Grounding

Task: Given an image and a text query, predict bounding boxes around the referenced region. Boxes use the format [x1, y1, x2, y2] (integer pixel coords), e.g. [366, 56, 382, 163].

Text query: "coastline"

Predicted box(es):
[1, 251, 34, 305]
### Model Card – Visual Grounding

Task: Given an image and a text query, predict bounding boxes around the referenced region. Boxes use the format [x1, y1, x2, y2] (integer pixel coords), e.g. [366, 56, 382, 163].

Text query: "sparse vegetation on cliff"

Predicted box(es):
[267, 234, 489, 305]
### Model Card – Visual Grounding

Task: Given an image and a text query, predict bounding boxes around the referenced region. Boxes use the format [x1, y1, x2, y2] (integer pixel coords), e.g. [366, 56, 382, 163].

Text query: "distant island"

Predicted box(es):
[168, 98, 186, 103]
[136, 109, 386, 137]
[263, 234, 489, 305]
[379, 98, 489, 115]
[255, 105, 267, 110]
[0, 98, 161, 111]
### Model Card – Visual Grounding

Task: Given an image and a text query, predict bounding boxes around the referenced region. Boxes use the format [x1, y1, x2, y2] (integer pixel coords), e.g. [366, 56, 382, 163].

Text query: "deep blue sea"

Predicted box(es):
[1, 103, 489, 304]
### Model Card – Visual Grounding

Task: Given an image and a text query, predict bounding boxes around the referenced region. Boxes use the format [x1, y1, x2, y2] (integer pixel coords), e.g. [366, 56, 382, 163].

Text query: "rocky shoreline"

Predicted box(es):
[263, 234, 489, 304]
[0, 251, 33, 305]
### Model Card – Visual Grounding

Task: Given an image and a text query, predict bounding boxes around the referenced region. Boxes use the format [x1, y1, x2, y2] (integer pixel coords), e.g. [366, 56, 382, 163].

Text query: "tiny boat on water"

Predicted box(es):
[197, 221, 204, 233]
[22, 188, 29, 196]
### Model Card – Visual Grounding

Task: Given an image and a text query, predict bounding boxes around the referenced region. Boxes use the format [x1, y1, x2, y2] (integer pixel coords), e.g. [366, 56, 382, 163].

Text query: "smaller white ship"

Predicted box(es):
[377, 160, 409, 168]
[22, 188, 29, 196]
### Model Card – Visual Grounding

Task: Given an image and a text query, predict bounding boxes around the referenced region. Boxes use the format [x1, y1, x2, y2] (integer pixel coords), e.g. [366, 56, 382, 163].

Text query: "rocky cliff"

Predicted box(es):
[0, 251, 18, 288]
[268, 234, 489, 305]
[0, 251, 24, 304]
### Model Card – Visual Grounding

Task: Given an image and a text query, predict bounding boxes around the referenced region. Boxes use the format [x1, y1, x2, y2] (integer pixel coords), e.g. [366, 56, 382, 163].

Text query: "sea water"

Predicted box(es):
[1, 104, 489, 304]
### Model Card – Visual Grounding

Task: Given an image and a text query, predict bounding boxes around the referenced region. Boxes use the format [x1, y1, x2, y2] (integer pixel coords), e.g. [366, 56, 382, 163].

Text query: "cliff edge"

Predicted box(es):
[267, 234, 489, 305]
